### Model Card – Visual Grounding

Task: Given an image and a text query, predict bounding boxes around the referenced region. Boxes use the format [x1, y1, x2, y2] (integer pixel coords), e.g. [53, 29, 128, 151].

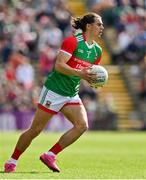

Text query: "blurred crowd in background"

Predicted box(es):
[87, 0, 146, 99]
[0, 0, 146, 131]
[0, 0, 70, 112]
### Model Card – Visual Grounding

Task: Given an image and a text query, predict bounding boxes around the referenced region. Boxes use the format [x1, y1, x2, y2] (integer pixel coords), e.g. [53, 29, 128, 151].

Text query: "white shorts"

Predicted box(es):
[38, 86, 82, 114]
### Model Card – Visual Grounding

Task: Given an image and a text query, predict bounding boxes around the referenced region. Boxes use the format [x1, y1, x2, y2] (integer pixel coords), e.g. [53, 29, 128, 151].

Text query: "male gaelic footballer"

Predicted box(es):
[4, 12, 104, 173]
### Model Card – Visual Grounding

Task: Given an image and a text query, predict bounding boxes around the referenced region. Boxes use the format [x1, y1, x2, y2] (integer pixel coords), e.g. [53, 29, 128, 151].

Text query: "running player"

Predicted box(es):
[4, 12, 104, 173]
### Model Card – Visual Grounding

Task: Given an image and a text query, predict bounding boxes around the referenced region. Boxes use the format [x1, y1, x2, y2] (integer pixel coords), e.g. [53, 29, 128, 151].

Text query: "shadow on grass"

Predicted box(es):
[0, 170, 53, 174]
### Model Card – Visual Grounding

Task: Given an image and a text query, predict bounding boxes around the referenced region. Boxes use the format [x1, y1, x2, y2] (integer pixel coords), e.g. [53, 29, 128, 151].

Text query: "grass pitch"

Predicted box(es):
[0, 131, 146, 179]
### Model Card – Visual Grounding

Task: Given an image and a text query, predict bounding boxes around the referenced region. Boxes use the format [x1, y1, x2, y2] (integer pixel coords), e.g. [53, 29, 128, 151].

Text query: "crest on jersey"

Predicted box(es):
[95, 55, 98, 60]
[45, 100, 51, 108]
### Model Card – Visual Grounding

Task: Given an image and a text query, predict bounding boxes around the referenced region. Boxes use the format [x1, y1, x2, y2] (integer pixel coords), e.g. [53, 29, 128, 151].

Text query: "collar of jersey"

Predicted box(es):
[82, 32, 94, 49]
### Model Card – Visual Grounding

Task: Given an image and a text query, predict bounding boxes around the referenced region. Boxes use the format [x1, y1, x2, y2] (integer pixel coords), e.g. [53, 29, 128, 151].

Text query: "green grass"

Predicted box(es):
[0, 131, 146, 179]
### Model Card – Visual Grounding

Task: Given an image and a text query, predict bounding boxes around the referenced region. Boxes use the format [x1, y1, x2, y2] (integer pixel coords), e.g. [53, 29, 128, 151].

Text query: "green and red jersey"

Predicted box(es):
[44, 32, 102, 97]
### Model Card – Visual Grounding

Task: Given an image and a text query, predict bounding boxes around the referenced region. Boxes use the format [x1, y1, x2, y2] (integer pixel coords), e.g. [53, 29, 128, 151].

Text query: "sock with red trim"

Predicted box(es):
[48, 142, 63, 155]
[7, 148, 22, 165]
[11, 148, 22, 160]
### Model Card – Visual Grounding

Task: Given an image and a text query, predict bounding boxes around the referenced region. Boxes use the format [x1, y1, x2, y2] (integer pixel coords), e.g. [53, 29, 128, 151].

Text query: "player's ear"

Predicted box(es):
[86, 24, 91, 30]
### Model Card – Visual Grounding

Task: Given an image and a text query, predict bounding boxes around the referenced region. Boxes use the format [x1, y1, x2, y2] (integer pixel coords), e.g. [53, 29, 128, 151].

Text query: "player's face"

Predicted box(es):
[88, 18, 104, 38]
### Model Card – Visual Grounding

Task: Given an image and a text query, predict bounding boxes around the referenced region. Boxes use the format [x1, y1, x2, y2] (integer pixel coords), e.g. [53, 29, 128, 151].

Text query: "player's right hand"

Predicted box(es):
[76, 67, 97, 83]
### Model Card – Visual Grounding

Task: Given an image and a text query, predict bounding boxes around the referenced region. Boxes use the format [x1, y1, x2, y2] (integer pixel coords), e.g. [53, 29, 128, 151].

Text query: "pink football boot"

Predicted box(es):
[4, 163, 16, 173]
[40, 153, 60, 172]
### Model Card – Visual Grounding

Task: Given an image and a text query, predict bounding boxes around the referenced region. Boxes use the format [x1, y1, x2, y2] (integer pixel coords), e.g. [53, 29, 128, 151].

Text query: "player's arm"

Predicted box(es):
[55, 51, 80, 76]
[55, 37, 96, 82]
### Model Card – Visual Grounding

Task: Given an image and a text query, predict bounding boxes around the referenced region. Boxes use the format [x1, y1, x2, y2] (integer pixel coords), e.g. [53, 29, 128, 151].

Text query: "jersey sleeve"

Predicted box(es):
[94, 55, 101, 65]
[60, 36, 77, 56]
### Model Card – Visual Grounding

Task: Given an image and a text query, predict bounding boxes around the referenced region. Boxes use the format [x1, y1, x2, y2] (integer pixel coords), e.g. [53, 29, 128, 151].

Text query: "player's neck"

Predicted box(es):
[84, 32, 94, 45]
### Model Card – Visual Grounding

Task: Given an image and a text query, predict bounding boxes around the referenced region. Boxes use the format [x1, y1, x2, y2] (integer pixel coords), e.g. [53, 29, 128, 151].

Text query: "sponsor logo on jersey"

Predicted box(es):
[67, 56, 91, 69]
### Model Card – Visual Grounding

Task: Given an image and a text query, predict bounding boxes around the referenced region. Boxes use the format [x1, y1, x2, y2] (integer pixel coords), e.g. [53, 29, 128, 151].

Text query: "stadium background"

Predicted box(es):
[0, 0, 146, 131]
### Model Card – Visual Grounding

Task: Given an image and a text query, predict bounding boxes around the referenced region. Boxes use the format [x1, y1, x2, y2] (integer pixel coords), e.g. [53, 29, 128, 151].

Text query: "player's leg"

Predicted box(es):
[59, 103, 88, 148]
[39, 92, 88, 172]
[40, 103, 88, 172]
[13, 108, 53, 153]
[45, 103, 88, 154]
[4, 108, 54, 173]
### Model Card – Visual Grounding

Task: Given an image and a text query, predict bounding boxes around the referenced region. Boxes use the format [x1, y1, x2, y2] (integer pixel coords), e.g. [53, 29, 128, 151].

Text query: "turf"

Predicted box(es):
[0, 131, 146, 179]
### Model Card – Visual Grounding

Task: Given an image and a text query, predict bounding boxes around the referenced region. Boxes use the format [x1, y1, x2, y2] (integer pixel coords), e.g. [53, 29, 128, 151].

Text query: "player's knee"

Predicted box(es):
[76, 122, 88, 133]
[83, 123, 89, 132]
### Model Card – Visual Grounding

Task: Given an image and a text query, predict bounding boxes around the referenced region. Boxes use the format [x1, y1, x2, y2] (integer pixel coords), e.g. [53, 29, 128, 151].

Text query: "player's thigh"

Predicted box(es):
[61, 104, 88, 127]
[30, 107, 53, 130]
